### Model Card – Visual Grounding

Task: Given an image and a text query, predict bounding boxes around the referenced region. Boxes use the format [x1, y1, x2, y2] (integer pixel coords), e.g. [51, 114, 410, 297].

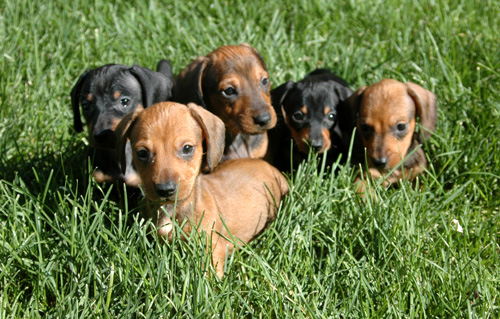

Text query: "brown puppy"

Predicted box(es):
[116, 102, 288, 278]
[340, 79, 437, 188]
[172, 44, 276, 162]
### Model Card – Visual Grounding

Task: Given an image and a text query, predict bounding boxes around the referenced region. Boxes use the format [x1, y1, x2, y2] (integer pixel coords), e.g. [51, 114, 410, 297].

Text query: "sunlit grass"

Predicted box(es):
[0, 0, 499, 317]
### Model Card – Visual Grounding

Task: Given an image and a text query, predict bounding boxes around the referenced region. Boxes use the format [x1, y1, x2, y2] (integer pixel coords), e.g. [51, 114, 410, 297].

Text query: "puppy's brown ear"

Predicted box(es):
[406, 83, 437, 142]
[70, 69, 91, 133]
[115, 106, 144, 175]
[172, 57, 208, 107]
[187, 103, 226, 172]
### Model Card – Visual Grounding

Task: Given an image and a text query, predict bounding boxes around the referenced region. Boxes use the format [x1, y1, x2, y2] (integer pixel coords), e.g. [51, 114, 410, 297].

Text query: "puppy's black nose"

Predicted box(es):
[253, 112, 272, 126]
[93, 129, 115, 146]
[371, 157, 388, 169]
[156, 182, 177, 198]
[310, 140, 324, 153]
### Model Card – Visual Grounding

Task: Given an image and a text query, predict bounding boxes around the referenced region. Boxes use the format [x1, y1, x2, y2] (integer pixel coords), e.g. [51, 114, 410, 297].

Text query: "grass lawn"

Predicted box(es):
[1, 0, 499, 317]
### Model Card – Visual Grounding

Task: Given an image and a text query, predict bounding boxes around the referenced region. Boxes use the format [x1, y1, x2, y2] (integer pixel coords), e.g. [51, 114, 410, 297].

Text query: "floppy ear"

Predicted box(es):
[115, 107, 144, 175]
[129, 64, 173, 108]
[406, 82, 437, 142]
[333, 84, 353, 102]
[156, 59, 173, 79]
[270, 81, 294, 115]
[338, 86, 366, 133]
[70, 69, 91, 132]
[172, 57, 208, 107]
[187, 103, 225, 172]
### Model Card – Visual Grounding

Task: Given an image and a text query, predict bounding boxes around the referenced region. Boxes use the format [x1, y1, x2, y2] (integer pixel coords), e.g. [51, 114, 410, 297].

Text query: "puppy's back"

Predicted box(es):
[203, 158, 288, 242]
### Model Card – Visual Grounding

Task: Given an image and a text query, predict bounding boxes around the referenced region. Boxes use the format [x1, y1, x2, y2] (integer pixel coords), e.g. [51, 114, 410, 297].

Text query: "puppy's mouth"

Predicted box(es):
[151, 194, 177, 203]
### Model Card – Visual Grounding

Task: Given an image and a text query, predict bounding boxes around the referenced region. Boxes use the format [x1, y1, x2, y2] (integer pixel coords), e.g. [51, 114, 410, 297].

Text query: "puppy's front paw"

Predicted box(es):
[93, 170, 115, 184]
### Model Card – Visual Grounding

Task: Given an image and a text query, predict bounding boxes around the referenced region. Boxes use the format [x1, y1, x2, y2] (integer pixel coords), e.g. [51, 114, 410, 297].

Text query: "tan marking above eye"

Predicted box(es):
[324, 107, 331, 115]
[300, 105, 308, 114]
[87, 94, 93, 101]
[114, 91, 121, 99]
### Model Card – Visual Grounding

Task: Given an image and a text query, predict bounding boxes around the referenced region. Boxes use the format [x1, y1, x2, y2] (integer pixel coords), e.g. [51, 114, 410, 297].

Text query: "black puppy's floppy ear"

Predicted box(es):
[129, 64, 173, 108]
[70, 69, 91, 133]
[333, 84, 353, 102]
[406, 82, 437, 142]
[187, 103, 225, 172]
[271, 81, 294, 116]
[156, 59, 173, 79]
[115, 106, 144, 175]
[339, 86, 366, 133]
[172, 57, 208, 107]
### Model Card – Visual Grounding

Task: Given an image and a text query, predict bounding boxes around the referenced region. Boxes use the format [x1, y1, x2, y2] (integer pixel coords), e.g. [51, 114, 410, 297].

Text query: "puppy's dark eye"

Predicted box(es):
[81, 101, 91, 111]
[181, 144, 194, 156]
[261, 77, 269, 87]
[396, 123, 408, 132]
[222, 87, 237, 97]
[136, 148, 150, 162]
[292, 111, 305, 122]
[120, 98, 130, 106]
[327, 112, 336, 121]
[359, 123, 373, 135]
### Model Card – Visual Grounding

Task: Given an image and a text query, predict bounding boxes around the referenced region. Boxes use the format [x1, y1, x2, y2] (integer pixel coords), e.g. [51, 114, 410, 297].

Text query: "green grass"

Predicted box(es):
[1, 0, 499, 317]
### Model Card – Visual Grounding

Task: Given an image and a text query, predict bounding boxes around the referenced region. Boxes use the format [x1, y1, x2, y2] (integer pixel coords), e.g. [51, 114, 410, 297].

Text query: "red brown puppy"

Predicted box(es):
[116, 102, 288, 278]
[172, 44, 276, 162]
[340, 79, 437, 189]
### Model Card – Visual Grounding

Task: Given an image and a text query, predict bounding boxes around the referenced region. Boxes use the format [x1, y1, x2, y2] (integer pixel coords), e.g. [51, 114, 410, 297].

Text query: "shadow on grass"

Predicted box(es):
[0, 139, 145, 224]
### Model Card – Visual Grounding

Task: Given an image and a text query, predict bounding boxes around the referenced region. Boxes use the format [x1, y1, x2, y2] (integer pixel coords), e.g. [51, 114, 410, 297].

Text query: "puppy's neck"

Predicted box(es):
[223, 131, 266, 161]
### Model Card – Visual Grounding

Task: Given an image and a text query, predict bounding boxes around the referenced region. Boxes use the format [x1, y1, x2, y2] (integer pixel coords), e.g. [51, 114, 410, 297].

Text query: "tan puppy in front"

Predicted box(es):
[340, 79, 437, 189]
[116, 101, 288, 278]
[172, 44, 276, 162]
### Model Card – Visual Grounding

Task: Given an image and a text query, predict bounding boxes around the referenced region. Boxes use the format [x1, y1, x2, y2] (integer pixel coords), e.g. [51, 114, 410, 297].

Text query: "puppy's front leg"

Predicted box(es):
[211, 236, 234, 279]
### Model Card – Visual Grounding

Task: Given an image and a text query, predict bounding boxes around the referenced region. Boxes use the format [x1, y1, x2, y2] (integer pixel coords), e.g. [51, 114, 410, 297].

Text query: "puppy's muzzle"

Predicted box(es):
[93, 129, 116, 148]
[253, 112, 272, 127]
[155, 182, 177, 199]
[310, 139, 324, 153]
[371, 156, 388, 170]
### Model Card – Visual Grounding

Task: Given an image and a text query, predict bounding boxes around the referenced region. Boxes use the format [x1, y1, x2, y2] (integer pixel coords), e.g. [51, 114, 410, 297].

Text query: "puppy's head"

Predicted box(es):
[348, 79, 437, 171]
[116, 102, 225, 203]
[271, 69, 352, 154]
[173, 43, 276, 135]
[71, 62, 173, 150]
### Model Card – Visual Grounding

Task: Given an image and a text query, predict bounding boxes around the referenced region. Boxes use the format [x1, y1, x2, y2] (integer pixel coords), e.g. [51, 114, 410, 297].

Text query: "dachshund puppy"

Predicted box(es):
[71, 60, 173, 185]
[116, 102, 288, 278]
[266, 69, 353, 171]
[172, 44, 276, 162]
[339, 79, 437, 189]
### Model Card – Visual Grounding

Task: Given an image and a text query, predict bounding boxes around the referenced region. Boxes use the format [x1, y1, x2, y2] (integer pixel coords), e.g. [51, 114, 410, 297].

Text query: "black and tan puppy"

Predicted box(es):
[339, 79, 437, 190]
[71, 60, 173, 185]
[116, 102, 288, 278]
[172, 44, 276, 162]
[266, 69, 353, 171]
